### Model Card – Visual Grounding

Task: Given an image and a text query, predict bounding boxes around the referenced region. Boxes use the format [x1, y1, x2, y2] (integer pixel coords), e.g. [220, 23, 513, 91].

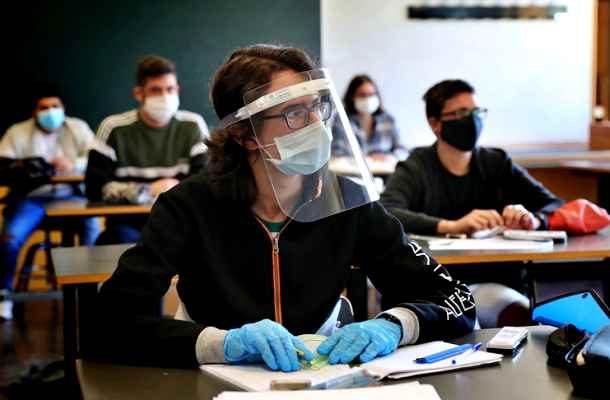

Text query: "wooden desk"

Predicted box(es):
[58, 235, 610, 359]
[511, 149, 610, 167]
[329, 156, 397, 178]
[427, 230, 610, 265]
[53, 243, 132, 284]
[76, 326, 583, 400]
[560, 160, 610, 173]
[50, 175, 84, 184]
[550, 161, 610, 209]
[44, 199, 151, 246]
[0, 175, 83, 203]
[512, 152, 604, 203]
[52, 244, 134, 366]
[45, 199, 151, 218]
[344, 231, 610, 321]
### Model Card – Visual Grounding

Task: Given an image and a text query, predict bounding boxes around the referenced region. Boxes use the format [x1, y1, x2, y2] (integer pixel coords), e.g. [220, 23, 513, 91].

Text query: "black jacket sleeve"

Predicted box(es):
[86, 191, 205, 368]
[489, 150, 564, 228]
[355, 202, 476, 342]
[380, 160, 442, 235]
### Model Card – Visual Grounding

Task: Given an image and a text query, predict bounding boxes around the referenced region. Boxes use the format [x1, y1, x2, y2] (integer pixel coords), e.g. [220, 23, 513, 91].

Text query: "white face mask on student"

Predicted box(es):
[354, 96, 380, 114]
[260, 120, 332, 176]
[142, 94, 179, 125]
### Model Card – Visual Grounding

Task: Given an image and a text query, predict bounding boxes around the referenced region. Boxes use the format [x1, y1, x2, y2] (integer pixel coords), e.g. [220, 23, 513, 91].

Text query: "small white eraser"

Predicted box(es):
[487, 326, 528, 353]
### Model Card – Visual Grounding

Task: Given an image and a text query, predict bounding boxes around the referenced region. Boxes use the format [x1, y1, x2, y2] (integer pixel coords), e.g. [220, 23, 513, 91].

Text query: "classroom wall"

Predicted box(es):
[321, 0, 595, 148]
[2, 0, 320, 135]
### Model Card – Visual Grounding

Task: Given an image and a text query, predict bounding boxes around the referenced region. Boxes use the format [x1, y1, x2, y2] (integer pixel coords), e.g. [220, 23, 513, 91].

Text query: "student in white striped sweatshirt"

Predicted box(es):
[86, 55, 209, 245]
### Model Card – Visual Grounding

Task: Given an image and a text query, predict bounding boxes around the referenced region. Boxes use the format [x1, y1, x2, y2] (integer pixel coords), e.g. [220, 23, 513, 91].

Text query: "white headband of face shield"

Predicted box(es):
[218, 77, 332, 129]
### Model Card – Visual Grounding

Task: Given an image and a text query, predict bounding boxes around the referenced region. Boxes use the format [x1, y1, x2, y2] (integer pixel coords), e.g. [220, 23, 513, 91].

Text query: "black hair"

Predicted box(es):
[342, 74, 384, 116]
[423, 79, 475, 119]
[205, 44, 316, 205]
[30, 82, 63, 111]
[136, 55, 176, 86]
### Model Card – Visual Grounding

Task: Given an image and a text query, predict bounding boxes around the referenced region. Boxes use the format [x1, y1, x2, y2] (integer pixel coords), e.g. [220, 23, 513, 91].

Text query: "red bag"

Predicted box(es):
[548, 199, 610, 234]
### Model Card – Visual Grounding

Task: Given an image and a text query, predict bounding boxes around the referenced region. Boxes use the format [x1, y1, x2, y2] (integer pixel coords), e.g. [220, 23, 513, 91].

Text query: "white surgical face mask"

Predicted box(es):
[142, 94, 179, 125]
[260, 121, 332, 176]
[354, 96, 380, 114]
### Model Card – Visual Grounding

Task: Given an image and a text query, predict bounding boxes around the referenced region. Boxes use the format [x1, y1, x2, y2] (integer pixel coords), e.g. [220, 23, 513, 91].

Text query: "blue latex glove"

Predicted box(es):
[317, 319, 401, 364]
[224, 319, 314, 372]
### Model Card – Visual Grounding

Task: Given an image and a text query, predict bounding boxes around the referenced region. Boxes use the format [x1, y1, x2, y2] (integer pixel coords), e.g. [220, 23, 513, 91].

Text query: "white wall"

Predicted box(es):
[321, 0, 594, 148]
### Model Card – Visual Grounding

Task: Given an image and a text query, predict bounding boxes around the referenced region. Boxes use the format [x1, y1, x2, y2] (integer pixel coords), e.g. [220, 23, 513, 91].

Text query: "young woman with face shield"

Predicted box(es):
[88, 45, 475, 372]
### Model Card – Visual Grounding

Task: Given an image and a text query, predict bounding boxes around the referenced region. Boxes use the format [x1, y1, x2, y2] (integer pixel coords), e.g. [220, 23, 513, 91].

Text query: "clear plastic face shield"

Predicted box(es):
[219, 68, 378, 222]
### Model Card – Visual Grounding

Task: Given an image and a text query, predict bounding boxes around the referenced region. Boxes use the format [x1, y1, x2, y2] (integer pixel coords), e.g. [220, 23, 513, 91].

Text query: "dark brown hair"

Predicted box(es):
[135, 55, 176, 86]
[343, 74, 384, 116]
[205, 44, 316, 205]
[423, 79, 474, 119]
[31, 82, 63, 111]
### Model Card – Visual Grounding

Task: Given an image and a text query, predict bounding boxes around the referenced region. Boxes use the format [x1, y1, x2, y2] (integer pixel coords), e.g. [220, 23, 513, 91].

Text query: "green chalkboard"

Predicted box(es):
[3, 0, 320, 134]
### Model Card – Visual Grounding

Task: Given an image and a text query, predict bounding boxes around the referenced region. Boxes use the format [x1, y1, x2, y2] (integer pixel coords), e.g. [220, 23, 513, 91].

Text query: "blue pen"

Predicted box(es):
[414, 343, 482, 364]
[451, 342, 482, 365]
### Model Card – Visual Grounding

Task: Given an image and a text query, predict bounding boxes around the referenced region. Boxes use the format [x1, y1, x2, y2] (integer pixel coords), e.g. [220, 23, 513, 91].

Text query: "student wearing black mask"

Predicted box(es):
[382, 79, 562, 236]
[381, 79, 563, 327]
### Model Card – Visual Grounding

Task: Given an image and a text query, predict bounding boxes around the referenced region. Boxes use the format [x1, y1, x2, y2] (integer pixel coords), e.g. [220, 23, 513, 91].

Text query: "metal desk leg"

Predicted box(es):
[598, 175, 610, 211]
[77, 283, 98, 357]
[63, 285, 77, 367]
[60, 219, 78, 247]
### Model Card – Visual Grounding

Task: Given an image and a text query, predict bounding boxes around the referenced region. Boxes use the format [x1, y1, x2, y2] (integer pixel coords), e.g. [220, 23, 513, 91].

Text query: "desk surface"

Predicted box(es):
[331, 150, 610, 174]
[425, 229, 610, 264]
[52, 244, 133, 284]
[0, 176, 83, 201]
[45, 199, 151, 217]
[329, 156, 397, 176]
[76, 326, 584, 400]
[558, 160, 610, 174]
[50, 175, 84, 183]
[52, 230, 610, 287]
[510, 149, 610, 167]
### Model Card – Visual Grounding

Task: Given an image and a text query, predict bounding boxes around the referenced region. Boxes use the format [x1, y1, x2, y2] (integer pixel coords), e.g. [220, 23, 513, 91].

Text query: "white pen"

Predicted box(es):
[451, 342, 482, 365]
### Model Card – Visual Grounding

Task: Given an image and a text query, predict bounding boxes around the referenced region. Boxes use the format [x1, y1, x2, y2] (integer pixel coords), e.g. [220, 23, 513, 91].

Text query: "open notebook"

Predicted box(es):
[200, 339, 502, 391]
[214, 381, 441, 400]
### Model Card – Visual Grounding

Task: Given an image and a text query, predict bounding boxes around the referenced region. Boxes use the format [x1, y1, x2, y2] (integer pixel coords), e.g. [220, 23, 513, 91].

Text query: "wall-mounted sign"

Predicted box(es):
[407, 5, 568, 20]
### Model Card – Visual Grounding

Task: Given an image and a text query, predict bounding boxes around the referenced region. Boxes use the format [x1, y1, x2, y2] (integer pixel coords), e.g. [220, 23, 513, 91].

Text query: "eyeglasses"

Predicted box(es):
[260, 97, 333, 130]
[440, 107, 488, 121]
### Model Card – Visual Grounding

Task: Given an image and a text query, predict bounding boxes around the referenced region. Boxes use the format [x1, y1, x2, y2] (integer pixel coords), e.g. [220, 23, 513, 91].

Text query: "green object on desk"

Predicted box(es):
[297, 334, 331, 370]
[299, 353, 330, 370]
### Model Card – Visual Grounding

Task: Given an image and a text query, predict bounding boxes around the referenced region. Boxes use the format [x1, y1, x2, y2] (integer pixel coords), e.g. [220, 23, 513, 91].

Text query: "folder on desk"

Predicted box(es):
[200, 341, 501, 391]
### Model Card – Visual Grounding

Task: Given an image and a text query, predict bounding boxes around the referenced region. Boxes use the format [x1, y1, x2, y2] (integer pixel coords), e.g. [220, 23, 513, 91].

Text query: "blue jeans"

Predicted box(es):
[0, 196, 100, 291]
